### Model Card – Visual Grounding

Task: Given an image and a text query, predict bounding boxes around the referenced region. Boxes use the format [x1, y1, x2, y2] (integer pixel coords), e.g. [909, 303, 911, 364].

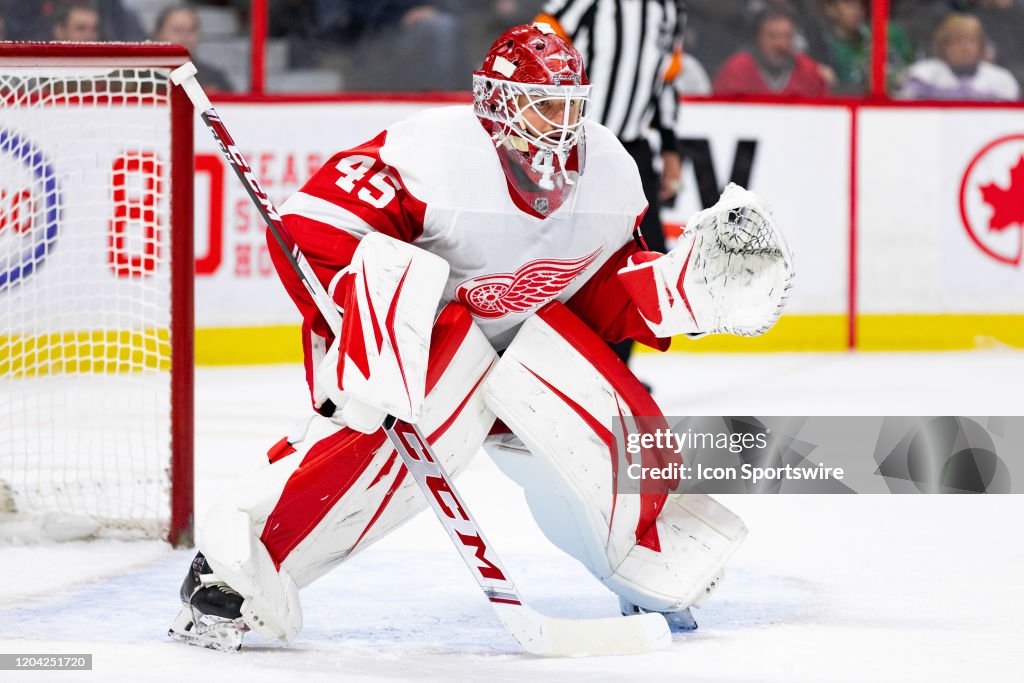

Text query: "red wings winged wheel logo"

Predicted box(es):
[455, 248, 602, 319]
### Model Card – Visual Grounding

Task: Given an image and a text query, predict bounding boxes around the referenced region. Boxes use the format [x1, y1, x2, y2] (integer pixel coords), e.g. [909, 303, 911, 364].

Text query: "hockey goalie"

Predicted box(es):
[169, 23, 794, 652]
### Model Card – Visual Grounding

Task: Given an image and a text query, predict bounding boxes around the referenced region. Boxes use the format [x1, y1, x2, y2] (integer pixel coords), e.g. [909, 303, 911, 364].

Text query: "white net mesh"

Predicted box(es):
[0, 65, 175, 540]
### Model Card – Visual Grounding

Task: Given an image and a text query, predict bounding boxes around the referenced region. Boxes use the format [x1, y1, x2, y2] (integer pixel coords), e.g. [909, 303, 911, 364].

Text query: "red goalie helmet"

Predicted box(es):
[473, 23, 591, 158]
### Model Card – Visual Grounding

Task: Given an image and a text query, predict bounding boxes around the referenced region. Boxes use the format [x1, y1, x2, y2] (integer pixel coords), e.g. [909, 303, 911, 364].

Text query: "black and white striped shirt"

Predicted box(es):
[539, 0, 686, 147]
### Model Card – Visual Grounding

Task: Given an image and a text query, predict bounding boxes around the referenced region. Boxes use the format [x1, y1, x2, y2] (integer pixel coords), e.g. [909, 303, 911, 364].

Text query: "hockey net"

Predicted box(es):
[0, 44, 193, 545]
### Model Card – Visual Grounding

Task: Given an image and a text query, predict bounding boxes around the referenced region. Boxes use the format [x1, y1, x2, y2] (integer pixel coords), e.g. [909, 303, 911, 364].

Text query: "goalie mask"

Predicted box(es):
[473, 23, 591, 215]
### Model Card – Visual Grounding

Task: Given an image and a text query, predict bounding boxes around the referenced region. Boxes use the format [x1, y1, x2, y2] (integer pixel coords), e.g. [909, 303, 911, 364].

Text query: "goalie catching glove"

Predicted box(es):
[618, 183, 794, 338]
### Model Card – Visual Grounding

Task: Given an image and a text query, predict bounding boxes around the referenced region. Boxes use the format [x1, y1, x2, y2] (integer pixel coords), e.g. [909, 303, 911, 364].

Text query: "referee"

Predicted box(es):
[536, 0, 687, 365]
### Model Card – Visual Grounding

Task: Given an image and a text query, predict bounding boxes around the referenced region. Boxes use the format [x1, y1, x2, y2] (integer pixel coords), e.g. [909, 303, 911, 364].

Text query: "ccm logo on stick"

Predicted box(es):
[391, 420, 507, 582]
[392, 420, 435, 463]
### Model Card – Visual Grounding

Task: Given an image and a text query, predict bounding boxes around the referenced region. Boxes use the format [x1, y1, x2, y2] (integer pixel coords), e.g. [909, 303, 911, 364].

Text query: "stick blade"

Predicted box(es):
[494, 603, 671, 657]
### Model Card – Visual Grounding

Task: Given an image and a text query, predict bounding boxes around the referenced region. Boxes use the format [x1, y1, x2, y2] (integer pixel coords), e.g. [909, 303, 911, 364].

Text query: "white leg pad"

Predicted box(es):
[608, 493, 747, 612]
[483, 302, 747, 612]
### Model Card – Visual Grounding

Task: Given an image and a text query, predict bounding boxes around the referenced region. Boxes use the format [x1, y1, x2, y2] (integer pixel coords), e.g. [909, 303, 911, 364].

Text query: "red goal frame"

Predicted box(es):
[0, 42, 195, 547]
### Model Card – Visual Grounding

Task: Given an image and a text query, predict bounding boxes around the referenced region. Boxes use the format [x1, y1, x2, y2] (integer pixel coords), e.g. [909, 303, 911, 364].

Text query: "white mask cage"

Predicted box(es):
[473, 75, 591, 155]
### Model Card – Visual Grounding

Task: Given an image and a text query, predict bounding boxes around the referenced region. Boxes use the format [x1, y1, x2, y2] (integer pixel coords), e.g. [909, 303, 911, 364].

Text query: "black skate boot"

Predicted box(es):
[168, 552, 249, 651]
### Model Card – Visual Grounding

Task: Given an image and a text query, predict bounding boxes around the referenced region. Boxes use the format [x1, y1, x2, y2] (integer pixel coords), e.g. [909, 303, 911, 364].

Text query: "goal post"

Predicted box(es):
[0, 42, 194, 546]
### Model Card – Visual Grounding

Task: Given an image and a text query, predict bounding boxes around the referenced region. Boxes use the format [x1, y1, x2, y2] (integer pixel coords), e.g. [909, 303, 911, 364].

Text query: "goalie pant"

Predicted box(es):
[199, 301, 748, 642]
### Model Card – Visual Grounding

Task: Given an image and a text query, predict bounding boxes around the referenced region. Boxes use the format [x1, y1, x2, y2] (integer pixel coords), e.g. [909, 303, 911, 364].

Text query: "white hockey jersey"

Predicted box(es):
[273, 105, 660, 400]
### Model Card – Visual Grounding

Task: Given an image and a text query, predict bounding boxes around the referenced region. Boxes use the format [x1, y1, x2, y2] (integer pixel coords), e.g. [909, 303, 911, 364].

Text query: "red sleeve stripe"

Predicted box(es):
[280, 191, 377, 238]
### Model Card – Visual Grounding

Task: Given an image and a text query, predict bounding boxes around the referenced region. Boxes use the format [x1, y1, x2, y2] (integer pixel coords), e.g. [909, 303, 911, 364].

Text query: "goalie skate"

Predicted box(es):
[168, 604, 247, 652]
[618, 570, 727, 632]
[619, 597, 698, 632]
[168, 553, 249, 652]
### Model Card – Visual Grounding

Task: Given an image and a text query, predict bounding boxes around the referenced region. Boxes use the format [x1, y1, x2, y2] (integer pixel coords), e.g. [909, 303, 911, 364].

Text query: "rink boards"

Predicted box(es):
[181, 98, 1024, 360]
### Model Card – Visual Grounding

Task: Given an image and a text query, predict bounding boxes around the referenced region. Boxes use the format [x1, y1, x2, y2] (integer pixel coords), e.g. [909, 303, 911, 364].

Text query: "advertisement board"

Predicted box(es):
[186, 100, 1024, 361]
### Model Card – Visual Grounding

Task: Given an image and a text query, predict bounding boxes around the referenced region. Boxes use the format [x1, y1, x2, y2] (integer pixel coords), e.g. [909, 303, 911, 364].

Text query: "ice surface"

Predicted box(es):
[2, 352, 1023, 682]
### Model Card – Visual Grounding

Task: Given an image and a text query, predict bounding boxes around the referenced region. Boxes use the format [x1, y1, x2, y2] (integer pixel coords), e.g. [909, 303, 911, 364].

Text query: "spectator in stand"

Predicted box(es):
[153, 5, 235, 93]
[52, 0, 101, 41]
[1, 0, 144, 41]
[966, 0, 1024, 90]
[893, 1, 1024, 82]
[683, 1, 752, 77]
[817, 0, 914, 94]
[0, 13, 6, 41]
[685, 0, 819, 77]
[899, 13, 1020, 100]
[749, 0, 820, 51]
[713, 7, 830, 95]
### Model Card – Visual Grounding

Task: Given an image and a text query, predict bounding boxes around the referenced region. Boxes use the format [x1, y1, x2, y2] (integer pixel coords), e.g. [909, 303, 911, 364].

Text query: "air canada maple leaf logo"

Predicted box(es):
[979, 155, 1024, 232]
[455, 248, 601, 319]
[959, 135, 1024, 266]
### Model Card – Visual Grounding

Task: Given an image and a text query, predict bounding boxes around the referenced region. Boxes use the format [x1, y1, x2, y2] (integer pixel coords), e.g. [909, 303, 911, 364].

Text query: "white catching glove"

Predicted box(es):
[618, 183, 794, 338]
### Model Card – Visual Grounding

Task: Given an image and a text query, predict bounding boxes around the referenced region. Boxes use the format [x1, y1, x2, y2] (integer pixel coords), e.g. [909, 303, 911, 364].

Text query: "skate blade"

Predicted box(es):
[168, 605, 246, 652]
[664, 608, 698, 632]
[620, 599, 699, 633]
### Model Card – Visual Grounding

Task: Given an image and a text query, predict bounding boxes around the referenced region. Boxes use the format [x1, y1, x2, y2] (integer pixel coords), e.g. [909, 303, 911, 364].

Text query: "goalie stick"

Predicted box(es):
[170, 62, 671, 657]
